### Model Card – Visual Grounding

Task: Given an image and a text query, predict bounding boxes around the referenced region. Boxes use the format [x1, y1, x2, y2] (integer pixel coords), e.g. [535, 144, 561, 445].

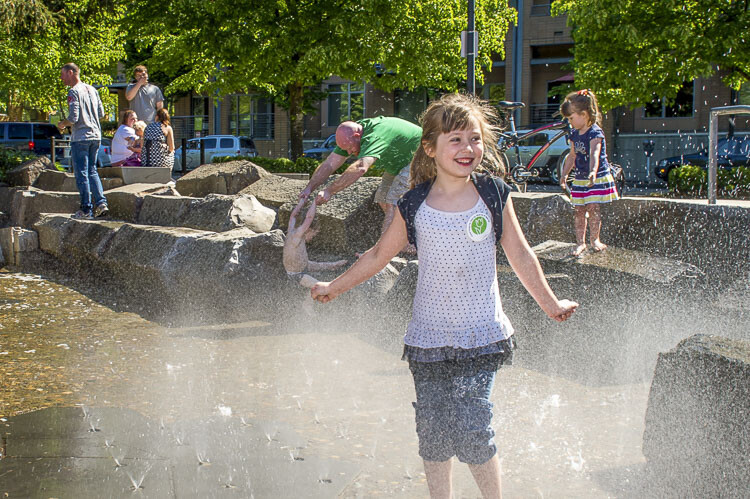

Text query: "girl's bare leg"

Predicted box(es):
[468, 454, 503, 499]
[587, 204, 607, 251]
[423, 459, 453, 499]
[573, 206, 587, 256]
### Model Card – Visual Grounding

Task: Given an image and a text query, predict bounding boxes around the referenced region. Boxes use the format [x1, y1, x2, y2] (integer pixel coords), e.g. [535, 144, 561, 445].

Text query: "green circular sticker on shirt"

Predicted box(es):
[466, 213, 491, 242]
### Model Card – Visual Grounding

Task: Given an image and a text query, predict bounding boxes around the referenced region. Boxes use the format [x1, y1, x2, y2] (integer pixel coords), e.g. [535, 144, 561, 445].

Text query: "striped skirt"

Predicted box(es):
[570, 173, 619, 206]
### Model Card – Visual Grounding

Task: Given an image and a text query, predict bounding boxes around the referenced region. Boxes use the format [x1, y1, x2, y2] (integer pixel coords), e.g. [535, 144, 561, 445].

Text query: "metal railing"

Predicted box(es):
[171, 115, 209, 142]
[50, 136, 71, 168]
[529, 104, 559, 126]
[708, 105, 750, 204]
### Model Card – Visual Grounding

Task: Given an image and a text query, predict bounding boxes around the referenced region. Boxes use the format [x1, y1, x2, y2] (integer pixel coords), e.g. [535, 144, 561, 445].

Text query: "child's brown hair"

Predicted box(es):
[559, 89, 601, 126]
[410, 93, 503, 188]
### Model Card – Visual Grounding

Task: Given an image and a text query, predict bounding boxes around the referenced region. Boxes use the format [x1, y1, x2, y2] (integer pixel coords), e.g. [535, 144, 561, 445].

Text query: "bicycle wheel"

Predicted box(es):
[493, 151, 510, 178]
[550, 153, 567, 184]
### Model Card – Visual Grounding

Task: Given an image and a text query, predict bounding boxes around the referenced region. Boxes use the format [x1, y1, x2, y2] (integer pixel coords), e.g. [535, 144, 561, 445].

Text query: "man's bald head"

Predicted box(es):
[335, 121, 363, 156]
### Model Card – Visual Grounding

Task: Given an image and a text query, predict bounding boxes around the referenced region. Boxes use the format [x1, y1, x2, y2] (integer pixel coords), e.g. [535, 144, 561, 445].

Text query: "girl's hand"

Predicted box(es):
[311, 282, 337, 303]
[547, 299, 579, 322]
[560, 179, 567, 190]
[587, 171, 596, 186]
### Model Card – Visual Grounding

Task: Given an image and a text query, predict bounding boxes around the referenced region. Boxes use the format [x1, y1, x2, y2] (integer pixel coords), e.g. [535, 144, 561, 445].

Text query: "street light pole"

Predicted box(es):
[466, 0, 475, 95]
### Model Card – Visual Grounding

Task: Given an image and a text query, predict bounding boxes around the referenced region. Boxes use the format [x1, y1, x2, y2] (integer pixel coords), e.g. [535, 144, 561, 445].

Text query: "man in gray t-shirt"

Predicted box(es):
[58, 62, 108, 219]
[125, 65, 164, 123]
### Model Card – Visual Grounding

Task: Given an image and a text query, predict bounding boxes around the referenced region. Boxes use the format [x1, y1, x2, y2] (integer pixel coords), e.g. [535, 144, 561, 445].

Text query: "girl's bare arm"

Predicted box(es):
[500, 197, 578, 321]
[311, 209, 408, 302]
[588, 138, 602, 182]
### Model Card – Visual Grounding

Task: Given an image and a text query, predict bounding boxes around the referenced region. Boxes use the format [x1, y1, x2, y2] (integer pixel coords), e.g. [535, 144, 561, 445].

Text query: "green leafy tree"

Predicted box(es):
[0, 1, 125, 120]
[553, 0, 750, 111]
[126, 0, 515, 159]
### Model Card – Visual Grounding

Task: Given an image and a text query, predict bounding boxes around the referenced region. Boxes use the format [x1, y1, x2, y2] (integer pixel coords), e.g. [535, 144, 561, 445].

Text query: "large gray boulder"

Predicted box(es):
[33, 214, 287, 323]
[10, 188, 79, 227]
[643, 334, 750, 496]
[239, 174, 308, 208]
[4, 155, 55, 187]
[105, 183, 179, 222]
[175, 160, 271, 197]
[276, 177, 384, 255]
[138, 193, 276, 233]
[32, 170, 123, 192]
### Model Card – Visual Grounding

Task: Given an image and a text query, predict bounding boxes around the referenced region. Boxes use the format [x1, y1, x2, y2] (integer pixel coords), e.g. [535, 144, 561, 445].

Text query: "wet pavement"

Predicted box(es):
[0, 269, 688, 497]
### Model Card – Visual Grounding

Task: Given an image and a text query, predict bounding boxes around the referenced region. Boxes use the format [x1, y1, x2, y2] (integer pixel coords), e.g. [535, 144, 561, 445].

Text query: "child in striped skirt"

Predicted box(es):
[559, 89, 619, 256]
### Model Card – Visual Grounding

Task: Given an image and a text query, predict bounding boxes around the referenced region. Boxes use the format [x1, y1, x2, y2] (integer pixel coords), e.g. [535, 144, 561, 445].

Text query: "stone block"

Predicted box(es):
[643, 334, 750, 495]
[99, 166, 172, 185]
[33, 170, 78, 192]
[531, 240, 701, 285]
[274, 177, 384, 255]
[175, 161, 270, 197]
[10, 189, 79, 227]
[104, 183, 178, 222]
[138, 193, 275, 233]
[0, 227, 39, 266]
[5, 156, 55, 187]
[239, 174, 308, 209]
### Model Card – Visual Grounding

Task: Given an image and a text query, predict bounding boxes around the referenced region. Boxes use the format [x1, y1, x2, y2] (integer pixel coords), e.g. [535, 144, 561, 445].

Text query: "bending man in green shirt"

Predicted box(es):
[298, 116, 422, 235]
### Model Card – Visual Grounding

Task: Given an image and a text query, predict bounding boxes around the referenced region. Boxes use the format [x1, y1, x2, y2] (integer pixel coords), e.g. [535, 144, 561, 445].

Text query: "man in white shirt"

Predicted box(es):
[125, 65, 164, 124]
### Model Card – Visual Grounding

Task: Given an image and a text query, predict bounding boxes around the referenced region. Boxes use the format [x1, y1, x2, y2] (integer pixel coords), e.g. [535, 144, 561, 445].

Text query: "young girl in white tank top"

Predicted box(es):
[311, 93, 578, 498]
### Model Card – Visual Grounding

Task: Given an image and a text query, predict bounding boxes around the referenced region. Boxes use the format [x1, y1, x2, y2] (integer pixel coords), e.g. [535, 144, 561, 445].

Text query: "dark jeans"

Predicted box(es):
[409, 354, 502, 464]
[71, 140, 106, 214]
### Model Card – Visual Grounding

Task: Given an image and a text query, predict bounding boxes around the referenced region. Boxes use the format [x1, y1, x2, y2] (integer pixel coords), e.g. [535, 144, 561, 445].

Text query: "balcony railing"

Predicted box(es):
[529, 104, 560, 126]
[172, 115, 209, 142]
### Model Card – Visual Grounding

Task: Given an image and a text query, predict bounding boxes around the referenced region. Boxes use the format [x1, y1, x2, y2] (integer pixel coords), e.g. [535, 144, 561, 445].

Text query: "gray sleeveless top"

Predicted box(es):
[404, 197, 514, 350]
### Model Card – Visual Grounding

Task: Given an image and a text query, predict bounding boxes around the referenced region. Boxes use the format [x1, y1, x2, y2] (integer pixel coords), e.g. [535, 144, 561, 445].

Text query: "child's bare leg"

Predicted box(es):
[587, 204, 607, 251]
[573, 206, 588, 256]
[423, 459, 453, 499]
[468, 454, 503, 499]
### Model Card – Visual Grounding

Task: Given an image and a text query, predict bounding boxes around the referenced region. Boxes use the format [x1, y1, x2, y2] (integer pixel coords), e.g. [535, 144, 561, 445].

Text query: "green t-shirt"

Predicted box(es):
[332, 116, 422, 175]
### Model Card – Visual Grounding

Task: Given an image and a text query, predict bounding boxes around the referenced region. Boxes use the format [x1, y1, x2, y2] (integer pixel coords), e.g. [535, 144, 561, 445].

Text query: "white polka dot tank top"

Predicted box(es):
[404, 197, 514, 349]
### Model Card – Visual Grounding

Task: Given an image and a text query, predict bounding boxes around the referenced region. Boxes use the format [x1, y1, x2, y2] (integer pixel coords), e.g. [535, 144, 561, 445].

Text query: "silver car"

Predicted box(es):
[173, 135, 257, 171]
[499, 129, 570, 183]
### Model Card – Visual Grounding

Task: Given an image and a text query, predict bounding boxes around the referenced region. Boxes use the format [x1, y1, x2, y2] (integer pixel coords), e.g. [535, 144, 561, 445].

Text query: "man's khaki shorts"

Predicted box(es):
[374, 165, 411, 205]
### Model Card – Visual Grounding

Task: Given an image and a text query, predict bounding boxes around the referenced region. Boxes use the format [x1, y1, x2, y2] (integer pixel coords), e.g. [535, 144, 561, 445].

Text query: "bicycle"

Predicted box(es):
[493, 101, 625, 198]
[493, 101, 571, 193]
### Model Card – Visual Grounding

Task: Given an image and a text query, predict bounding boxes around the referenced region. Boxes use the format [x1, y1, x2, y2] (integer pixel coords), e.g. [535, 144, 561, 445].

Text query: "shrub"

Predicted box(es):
[668, 164, 750, 197]
[0, 148, 38, 182]
[212, 155, 319, 174]
[212, 153, 386, 177]
[100, 120, 118, 138]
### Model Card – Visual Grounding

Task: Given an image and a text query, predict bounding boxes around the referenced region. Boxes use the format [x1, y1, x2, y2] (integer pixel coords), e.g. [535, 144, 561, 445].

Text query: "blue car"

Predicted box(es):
[654, 135, 750, 180]
[302, 134, 336, 160]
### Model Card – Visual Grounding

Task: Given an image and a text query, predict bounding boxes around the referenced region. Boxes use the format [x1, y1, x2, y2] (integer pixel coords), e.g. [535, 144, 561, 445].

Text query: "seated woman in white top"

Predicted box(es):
[111, 110, 140, 166]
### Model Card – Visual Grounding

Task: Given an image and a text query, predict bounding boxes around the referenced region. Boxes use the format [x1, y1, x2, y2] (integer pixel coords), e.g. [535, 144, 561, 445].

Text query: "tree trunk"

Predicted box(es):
[288, 82, 305, 161]
[7, 91, 23, 121]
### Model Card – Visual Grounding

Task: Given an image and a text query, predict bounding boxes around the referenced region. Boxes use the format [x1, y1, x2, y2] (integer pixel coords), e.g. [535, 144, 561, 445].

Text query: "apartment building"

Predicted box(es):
[112, 0, 749, 181]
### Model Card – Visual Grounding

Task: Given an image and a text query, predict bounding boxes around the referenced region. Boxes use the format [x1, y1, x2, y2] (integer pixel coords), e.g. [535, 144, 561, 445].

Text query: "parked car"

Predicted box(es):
[0, 122, 64, 159]
[173, 135, 257, 171]
[97, 138, 112, 168]
[498, 128, 569, 183]
[654, 135, 750, 180]
[302, 134, 337, 160]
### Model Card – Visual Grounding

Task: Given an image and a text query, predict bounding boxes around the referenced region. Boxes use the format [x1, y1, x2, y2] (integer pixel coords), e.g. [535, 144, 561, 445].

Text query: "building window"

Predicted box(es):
[738, 82, 750, 105]
[644, 81, 694, 118]
[230, 95, 274, 139]
[530, 0, 552, 16]
[327, 82, 364, 125]
[483, 84, 506, 105]
[191, 96, 209, 137]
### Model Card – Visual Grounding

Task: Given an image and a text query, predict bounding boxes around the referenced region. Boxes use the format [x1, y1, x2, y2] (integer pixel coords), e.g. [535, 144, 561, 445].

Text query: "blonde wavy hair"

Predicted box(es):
[410, 93, 502, 188]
